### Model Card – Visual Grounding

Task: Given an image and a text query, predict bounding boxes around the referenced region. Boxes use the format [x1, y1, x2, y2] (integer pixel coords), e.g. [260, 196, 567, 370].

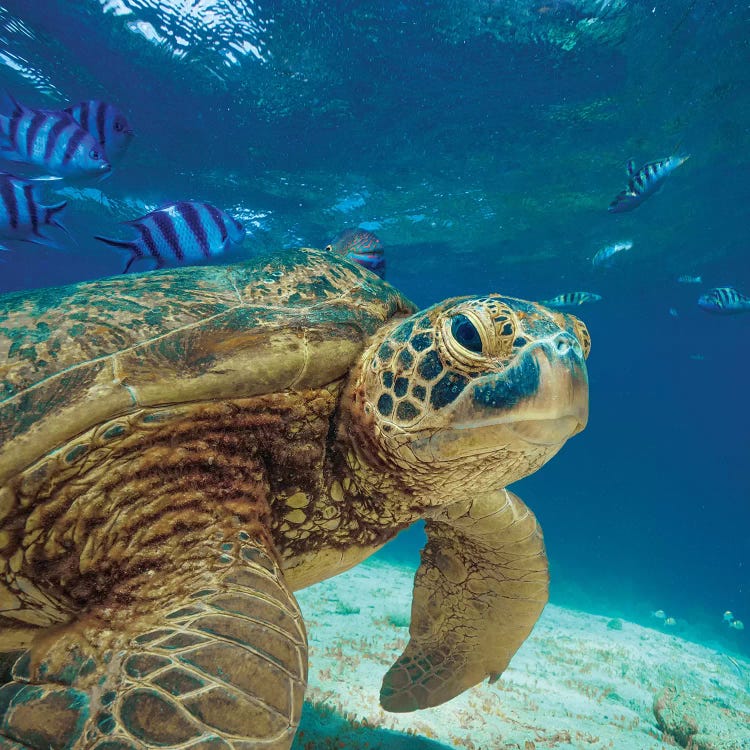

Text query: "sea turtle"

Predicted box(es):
[0, 247, 590, 749]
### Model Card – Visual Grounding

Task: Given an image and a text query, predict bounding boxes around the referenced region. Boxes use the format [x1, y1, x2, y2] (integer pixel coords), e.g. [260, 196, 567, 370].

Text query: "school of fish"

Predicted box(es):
[0, 91, 253, 272]
[0, 92, 394, 277]
[0, 93, 745, 318]
[547, 151, 748, 318]
[549, 153, 691, 305]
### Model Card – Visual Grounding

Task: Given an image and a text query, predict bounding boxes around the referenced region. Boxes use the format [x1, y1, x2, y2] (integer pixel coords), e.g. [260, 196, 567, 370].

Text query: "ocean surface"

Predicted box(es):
[0, 0, 747, 739]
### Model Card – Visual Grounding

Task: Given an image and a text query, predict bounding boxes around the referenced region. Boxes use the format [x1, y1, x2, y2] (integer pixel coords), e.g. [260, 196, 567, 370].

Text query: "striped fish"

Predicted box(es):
[326, 228, 386, 278]
[541, 291, 602, 308]
[592, 240, 633, 268]
[697, 286, 750, 315]
[0, 171, 68, 250]
[64, 100, 134, 167]
[94, 201, 246, 273]
[608, 154, 689, 213]
[0, 93, 111, 180]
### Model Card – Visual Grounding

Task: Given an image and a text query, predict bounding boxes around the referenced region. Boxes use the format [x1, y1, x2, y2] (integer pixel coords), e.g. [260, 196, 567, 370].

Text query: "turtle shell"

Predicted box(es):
[0, 247, 415, 486]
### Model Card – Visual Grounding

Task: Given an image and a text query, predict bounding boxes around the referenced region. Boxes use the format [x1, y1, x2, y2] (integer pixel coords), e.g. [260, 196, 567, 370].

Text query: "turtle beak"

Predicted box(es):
[504, 333, 589, 445]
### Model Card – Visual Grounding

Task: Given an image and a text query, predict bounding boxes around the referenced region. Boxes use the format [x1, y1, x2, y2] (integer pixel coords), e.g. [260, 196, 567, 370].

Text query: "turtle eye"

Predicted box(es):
[450, 314, 483, 354]
[89, 148, 101, 160]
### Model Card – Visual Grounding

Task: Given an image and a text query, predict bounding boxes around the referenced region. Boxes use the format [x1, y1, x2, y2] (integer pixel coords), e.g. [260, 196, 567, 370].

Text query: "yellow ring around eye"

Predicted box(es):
[439, 311, 488, 366]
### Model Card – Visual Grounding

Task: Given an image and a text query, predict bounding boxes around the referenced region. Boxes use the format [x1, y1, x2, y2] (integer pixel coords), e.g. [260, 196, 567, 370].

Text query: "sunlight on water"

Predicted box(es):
[98, 0, 271, 66]
[0, 5, 62, 96]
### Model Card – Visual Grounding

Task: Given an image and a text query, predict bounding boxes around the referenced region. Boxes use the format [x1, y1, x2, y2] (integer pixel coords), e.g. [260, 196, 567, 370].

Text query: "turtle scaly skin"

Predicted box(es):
[0, 248, 590, 748]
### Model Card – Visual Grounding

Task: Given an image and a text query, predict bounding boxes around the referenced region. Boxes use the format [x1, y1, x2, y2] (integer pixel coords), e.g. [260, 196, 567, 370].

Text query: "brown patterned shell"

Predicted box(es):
[0, 247, 415, 486]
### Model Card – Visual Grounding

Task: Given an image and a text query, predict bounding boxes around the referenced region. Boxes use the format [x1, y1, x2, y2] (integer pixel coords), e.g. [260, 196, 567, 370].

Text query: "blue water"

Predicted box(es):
[0, 0, 748, 663]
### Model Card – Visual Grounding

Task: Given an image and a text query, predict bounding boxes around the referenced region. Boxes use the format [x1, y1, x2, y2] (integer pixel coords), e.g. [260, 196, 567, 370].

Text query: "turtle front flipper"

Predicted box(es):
[380, 488, 548, 712]
[0, 534, 307, 749]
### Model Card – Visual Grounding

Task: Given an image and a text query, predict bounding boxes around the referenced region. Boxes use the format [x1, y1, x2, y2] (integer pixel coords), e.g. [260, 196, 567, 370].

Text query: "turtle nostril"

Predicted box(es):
[553, 332, 577, 356]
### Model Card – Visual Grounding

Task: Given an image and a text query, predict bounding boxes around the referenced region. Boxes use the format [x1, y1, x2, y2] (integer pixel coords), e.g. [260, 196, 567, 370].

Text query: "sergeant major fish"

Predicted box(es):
[608, 154, 689, 213]
[0, 93, 111, 180]
[94, 200, 246, 273]
[697, 286, 750, 315]
[540, 291, 602, 308]
[0, 171, 68, 250]
[65, 100, 134, 167]
[592, 240, 633, 268]
[326, 227, 386, 278]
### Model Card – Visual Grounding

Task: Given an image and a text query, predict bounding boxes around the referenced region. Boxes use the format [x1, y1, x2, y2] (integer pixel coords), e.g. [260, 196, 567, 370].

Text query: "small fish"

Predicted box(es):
[0, 93, 111, 180]
[540, 291, 602, 308]
[608, 154, 689, 213]
[0, 171, 68, 249]
[724, 610, 734, 622]
[730, 620, 745, 631]
[64, 100, 134, 167]
[698, 286, 750, 315]
[592, 240, 633, 268]
[668, 307, 679, 318]
[652, 610, 666, 620]
[326, 228, 385, 278]
[95, 201, 245, 273]
[664, 617, 677, 627]
[677, 274, 702, 284]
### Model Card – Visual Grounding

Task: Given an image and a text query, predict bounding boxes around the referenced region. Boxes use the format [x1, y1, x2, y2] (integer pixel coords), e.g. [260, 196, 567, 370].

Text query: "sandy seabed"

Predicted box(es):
[292, 559, 750, 750]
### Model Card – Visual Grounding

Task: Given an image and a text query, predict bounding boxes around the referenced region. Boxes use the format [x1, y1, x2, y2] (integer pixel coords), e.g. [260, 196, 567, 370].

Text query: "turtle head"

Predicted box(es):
[346, 294, 590, 497]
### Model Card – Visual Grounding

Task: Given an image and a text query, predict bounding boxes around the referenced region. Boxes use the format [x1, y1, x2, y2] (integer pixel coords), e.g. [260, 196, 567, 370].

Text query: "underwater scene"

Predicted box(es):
[0, 0, 748, 748]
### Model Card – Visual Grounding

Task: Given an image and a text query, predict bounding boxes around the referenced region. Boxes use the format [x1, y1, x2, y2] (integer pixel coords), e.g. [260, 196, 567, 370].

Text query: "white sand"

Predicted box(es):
[294, 558, 750, 750]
